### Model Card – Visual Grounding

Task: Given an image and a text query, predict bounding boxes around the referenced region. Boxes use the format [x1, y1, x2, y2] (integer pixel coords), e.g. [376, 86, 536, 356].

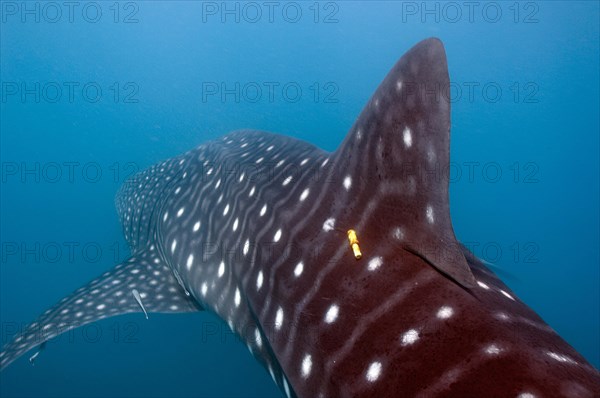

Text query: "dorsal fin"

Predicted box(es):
[333, 38, 476, 289]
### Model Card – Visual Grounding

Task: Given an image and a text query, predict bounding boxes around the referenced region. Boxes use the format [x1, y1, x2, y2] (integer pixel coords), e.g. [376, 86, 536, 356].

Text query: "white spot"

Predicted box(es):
[207, 167, 213, 175]
[321, 158, 329, 167]
[300, 158, 309, 166]
[266, 145, 274, 151]
[343, 175, 352, 190]
[215, 178, 221, 188]
[437, 306, 454, 319]
[177, 207, 184, 217]
[477, 281, 490, 290]
[403, 127, 412, 148]
[260, 204, 267, 217]
[243, 239, 250, 256]
[239, 173, 245, 182]
[256, 271, 264, 290]
[201, 283, 208, 297]
[275, 307, 284, 330]
[234, 288, 241, 307]
[254, 328, 263, 347]
[401, 329, 419, 346]
[283, 176, 293, 186]
[495, 312, 510, 321]
[170, 305, 179, 311]
[218, 261, 225, 278]
[485, 344, 502, 355]
[274, 229, 282, 242]
[427, 146, 436, 163]
[294, 262, 304, 277]
[500, 289, 515, 301]
[368, 256, 383, 271]
[232, 218, 239, 232]
[396, 80, 403, 91]
[171, 239, 177, 254]
[175, 187, 181, 194]
[96, 304, 106, 310]
[546, 351, 577, 364]
[426, 205, 434, 224]
[301, 354, 312, 378]
[392, 227, 404, 240]
[366, 361, 382, 382]
[249, 186, 255, 197]
[163, 212, 169, 222]
[223, 204, 230, 216]
[299, 188, 309, 201]
[324, 304, 339, 324]
[193, 221, 201, 232]
[517, 393, 537, 398]
[186, 254, 194, 270]
[256, 157, 264, 164]
[322, 218, 335, 232]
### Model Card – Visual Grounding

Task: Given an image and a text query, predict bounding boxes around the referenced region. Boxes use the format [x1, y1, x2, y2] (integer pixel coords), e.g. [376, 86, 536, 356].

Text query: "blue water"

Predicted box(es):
[1, 2, 598, 397]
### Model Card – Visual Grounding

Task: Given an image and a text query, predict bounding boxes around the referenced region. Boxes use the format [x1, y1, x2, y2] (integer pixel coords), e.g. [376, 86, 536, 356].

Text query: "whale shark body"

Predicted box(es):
[1, 38, 599, 397]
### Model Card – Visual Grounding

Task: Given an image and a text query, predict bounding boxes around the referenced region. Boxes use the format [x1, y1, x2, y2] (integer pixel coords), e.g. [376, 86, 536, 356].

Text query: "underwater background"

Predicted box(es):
[0, 1, 598, 397]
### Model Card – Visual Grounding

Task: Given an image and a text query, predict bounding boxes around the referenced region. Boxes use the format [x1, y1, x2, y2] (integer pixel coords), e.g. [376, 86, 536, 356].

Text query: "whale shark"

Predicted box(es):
[1, 38, 599, 397]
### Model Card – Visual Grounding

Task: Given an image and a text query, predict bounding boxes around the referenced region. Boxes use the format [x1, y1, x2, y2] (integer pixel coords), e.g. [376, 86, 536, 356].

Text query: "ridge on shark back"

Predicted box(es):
[1, 38, 599, 398]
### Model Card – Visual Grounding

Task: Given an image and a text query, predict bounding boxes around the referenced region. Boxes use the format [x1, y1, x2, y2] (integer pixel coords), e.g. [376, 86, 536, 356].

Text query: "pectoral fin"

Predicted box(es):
[0, 249, 201, 370]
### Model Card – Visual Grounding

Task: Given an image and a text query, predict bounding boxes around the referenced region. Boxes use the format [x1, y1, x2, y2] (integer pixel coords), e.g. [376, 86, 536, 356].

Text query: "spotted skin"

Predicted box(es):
[1, 38, 599, 398]
[0, 250, 200, 367]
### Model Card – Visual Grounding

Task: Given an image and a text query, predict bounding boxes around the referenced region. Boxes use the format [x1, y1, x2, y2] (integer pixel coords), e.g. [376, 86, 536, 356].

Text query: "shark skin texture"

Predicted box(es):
[1, 38, 599, 398]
